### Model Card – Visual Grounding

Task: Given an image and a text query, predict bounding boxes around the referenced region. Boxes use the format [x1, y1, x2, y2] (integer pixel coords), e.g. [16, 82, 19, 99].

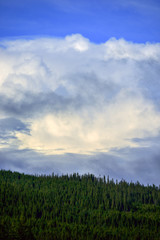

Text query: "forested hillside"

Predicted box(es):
[0, 170, 160, 240]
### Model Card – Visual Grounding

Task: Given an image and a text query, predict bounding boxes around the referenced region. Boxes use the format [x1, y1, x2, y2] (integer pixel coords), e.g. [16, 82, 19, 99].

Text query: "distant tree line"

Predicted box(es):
[0, 170, 160, 239]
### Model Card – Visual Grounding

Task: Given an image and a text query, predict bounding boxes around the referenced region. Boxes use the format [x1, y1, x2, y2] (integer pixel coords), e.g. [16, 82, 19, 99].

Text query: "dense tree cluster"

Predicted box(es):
[0, 170, 160, 239]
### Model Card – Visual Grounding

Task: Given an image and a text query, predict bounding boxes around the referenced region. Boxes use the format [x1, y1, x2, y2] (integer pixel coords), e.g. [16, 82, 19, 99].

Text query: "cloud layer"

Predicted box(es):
[0, 35, 160, 184]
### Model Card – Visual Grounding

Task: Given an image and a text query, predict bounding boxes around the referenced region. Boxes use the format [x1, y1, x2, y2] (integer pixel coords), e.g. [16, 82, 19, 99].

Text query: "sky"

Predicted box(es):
[0, 0, 160, 185]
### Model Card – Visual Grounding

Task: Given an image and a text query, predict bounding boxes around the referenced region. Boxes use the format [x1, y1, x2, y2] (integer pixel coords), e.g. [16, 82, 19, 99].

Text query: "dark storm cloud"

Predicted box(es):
[0, 148, 87, 176]
[0, 148, 54, 174]
[0, 70, 119, 119]
[0, 91, 82, 118]
[0, 117, 29, 133]
[0, 117, 30, 144]
[131, 135, 160, 144]
[1, 145, 160, 186]
[0, 149, 30, 171]
[108, 145, 160, 185]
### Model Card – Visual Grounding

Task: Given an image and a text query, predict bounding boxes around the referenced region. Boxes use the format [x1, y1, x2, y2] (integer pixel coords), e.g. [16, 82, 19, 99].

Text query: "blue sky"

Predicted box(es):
[0, 0, 160, 185]
[0, 0, 160, 43]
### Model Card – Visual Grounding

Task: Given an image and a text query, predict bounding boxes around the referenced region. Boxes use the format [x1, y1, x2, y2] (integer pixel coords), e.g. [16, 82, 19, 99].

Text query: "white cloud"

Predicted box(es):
[0, 34, 160, 156]
[65, 34, 89, 52]
[104, 38, 160, 60]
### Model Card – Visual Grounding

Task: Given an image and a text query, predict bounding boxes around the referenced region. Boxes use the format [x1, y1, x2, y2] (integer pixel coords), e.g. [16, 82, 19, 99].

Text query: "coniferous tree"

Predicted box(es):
[0, 170, 160, 240]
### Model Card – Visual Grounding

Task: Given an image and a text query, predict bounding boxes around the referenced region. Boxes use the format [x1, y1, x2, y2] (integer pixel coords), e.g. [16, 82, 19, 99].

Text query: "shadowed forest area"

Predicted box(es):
[0, 170, 160, 240]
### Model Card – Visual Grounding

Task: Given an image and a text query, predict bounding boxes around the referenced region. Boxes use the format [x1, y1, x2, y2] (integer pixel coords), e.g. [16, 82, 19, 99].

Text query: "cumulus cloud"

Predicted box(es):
[0, 34, 160, 184]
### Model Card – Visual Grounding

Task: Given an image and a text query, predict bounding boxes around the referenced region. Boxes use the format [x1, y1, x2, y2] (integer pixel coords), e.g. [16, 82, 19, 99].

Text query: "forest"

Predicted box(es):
[0, 170, 160, 240]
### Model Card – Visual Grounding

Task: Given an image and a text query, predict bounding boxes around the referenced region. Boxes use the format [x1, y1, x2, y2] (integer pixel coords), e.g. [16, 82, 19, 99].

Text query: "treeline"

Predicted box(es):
[0, 170, 160, 239]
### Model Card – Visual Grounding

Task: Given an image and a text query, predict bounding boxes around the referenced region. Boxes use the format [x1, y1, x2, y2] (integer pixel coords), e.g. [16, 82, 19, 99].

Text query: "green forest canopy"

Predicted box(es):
[0, 170, 160, 240]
